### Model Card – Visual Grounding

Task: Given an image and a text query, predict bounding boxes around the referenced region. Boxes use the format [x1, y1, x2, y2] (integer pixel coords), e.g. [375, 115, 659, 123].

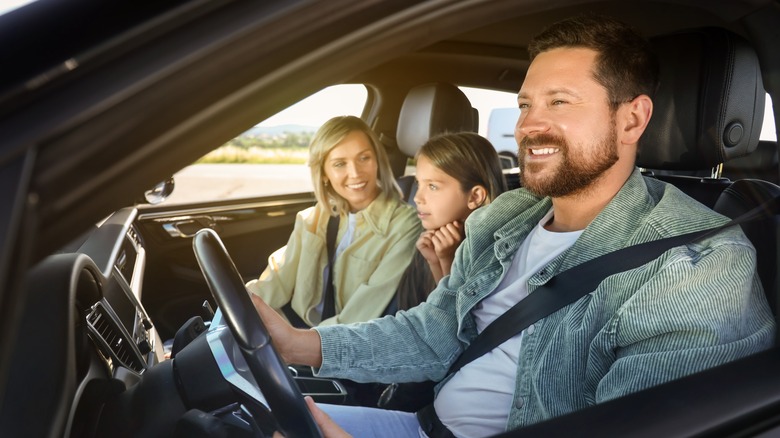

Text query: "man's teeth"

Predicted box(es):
[530, 148, 560, 155]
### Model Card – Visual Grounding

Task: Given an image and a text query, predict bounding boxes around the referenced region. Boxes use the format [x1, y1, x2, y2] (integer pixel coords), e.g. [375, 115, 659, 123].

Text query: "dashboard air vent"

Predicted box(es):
[87, 303, 145, 373]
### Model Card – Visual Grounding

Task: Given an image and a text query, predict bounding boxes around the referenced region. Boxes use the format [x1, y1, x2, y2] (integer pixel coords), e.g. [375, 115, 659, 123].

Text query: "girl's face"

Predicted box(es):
[323, 130, 380, 212]
[413, 154, 480, 230]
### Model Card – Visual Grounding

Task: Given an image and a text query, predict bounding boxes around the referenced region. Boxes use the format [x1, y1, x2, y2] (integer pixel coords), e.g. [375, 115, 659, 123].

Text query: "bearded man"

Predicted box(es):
[256, 14, 775, 438]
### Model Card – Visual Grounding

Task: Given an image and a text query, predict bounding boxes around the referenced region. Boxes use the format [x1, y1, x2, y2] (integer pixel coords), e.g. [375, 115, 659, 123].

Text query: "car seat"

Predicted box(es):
[640, 27, 779, 323]
[394, 82, 478, 205]
[638, 27, 766, 208]
[722, 140, 779, 185]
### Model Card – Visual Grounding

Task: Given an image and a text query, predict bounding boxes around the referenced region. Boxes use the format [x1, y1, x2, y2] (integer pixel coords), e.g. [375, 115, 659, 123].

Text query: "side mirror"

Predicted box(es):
[142, 177, 175, 204]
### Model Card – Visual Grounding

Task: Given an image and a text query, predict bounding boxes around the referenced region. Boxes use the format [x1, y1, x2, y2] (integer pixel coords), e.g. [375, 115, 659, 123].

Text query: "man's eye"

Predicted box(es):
[518, 102, 530, 109]
[429, 184, 438, 191]
[551, 99, 566, 105]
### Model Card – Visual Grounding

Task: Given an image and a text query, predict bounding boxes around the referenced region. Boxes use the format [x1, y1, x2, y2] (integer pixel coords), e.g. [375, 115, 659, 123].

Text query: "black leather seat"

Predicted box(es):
[640, 27, 779, 322]
[722, 140, 779, 184]
[718, 139, 779, 317]
[714, 180, 780, 315]
[638, 27, 766, 208]
[394, 82, 478, 205]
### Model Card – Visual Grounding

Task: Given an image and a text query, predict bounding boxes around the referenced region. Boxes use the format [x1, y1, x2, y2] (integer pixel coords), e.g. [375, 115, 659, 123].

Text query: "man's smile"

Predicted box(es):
[528, 147, 560, 156]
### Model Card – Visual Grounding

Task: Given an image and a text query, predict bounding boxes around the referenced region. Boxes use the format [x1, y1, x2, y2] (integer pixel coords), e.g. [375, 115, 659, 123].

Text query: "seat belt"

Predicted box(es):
[446, 195, 779, 377]
[281, 214, 340, 327]
[321, 214, 341, 320]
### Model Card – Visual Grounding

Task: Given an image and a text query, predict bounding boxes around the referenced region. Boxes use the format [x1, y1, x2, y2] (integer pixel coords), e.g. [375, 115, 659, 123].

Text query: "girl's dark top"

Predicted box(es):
[395, 250, 437, 311]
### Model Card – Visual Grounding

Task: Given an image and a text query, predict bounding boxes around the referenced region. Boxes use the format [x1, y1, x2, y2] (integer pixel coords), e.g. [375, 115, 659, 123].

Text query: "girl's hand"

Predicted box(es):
[431, 221, 464, 277]
[416, 231, 438, 263]
[416, 231, 444, 281]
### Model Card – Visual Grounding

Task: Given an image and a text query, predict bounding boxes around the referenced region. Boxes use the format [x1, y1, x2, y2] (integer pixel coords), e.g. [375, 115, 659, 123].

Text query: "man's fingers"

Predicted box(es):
[304, 397, 353, 438]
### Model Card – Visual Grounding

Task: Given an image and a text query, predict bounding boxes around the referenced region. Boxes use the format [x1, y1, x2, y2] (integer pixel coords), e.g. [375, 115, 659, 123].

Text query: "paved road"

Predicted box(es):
[161, 163, 314, 204]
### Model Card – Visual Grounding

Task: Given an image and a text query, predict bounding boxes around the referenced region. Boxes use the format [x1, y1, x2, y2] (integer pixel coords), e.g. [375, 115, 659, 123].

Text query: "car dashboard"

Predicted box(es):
[5, 201, 351, 437]
[76, 207, 164, 378]
[13, 207, 168, 436]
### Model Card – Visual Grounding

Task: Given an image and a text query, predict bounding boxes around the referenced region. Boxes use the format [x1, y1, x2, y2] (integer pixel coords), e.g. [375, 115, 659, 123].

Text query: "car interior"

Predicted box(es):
[1, 0, 780, 437]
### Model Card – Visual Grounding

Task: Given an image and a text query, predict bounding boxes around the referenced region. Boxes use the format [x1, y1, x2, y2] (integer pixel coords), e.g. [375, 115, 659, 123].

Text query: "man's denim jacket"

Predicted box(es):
[315, 169, 775, 430]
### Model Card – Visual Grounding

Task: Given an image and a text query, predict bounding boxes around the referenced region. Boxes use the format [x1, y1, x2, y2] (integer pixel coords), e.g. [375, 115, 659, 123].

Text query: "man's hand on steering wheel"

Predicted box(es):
[250, 294, 324, 368]
[193, 228, 323, 437]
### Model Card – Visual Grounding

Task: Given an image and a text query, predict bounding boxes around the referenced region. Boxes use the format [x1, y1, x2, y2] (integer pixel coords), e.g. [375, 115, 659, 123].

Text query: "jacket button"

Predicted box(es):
[526, 324, 535, 335]
[515, 396, 525, 409]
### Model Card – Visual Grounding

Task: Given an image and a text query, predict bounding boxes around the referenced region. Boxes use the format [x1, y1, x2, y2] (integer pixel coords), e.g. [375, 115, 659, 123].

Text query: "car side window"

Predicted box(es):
[461, 87, 521, 170]
[459, 86, 519, 141]
[761, 94, 776, 141]
[468, 89, 777, 152]
[160, 84, 368, 205]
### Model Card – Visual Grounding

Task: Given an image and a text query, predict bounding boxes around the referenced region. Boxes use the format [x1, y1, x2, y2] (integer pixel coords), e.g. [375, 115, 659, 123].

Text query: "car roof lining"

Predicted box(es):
[0, 0, 777, 260]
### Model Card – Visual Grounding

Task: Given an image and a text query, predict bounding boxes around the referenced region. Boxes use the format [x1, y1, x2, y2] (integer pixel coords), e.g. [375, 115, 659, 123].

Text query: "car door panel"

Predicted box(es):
[135, 192, 315, 340]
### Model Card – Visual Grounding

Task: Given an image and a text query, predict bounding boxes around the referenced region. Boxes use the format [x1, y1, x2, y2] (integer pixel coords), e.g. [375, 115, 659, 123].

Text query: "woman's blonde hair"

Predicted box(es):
[308, 116, 401, 216]
[418, 132, 507, 205]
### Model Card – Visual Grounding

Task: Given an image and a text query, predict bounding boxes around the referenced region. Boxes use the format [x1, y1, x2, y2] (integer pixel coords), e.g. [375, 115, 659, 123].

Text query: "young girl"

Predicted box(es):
[395, 132, 507, 310]
[247, 116, 421, 326]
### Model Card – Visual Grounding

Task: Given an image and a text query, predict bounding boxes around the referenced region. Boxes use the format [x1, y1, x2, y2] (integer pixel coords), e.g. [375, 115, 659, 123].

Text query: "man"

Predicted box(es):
[255, 14, 775, 438]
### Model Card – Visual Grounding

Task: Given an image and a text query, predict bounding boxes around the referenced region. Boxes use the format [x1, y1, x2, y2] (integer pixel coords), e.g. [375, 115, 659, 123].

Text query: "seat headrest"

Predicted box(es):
[727, 140, 779, 172]
[396, 82, 476, 157]
[637, 27, 765, 170]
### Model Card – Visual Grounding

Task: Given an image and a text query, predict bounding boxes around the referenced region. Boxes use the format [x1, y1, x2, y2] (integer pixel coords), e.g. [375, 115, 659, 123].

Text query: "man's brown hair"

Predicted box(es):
[528, 14, 658, 110]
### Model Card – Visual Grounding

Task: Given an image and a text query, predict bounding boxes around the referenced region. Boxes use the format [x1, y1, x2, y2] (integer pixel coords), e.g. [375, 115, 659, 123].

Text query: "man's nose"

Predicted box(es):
[515, 107, 549, 142]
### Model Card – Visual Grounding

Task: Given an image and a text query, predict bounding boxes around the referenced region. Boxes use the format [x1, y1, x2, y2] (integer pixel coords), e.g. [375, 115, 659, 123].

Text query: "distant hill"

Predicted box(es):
[244, 124, 318, 136]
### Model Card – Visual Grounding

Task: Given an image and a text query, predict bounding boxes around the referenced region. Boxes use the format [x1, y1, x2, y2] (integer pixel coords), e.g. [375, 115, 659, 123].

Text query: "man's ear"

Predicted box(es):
[467, 185, 488, 210]
[619, 94, 653, 145]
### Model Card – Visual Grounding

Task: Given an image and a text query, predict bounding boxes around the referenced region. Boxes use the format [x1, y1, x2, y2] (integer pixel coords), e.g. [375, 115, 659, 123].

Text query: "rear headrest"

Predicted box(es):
[396, 82, 476, 157]
[637, 27, 765, 170]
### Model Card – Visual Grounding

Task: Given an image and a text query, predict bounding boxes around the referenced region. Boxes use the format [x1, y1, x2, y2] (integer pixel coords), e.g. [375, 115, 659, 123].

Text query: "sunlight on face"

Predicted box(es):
[515, 48, 620, 198]
[413, 155, 475, 230]
[323, 131, 380, 212]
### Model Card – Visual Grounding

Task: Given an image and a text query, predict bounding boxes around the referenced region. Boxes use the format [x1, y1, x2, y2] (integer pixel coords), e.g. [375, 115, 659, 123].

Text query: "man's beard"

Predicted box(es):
[518, 123, 619, 198]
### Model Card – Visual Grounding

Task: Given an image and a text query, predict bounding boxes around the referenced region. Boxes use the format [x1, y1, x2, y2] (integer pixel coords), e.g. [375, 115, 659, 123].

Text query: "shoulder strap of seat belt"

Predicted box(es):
[446, 195, 779, 377]
[281, 214, 340, 327]
[321, 214, 341, 321]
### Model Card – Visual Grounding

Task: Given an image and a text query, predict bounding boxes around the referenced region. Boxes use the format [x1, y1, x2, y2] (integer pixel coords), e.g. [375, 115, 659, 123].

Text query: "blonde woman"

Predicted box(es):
[247, 116, 421, 326]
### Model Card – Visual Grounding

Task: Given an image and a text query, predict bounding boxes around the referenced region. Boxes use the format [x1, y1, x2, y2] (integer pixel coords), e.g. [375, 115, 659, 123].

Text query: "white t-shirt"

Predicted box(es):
[435, 209, 582, 438]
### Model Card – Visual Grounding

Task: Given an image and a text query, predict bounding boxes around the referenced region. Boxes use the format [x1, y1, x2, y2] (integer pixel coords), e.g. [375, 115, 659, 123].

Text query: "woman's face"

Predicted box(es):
[323, 130, 380, 212]
[413, 155, 476, 230]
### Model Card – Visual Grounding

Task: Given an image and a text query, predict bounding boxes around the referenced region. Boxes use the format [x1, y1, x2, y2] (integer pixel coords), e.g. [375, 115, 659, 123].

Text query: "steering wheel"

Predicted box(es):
[192, 228, 322, 438]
